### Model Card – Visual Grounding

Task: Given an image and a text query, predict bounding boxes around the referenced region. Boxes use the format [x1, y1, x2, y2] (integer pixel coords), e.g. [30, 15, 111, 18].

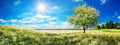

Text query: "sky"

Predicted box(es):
[0, 0, 120, 29]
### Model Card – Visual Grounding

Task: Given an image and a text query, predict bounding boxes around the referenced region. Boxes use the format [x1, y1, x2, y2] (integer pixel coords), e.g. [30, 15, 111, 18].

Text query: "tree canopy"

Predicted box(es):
[68, 3, 99, 33]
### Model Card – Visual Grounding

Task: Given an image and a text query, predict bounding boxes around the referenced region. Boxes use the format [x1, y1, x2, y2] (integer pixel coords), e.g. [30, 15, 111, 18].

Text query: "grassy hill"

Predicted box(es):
[0, 26, 120, 45]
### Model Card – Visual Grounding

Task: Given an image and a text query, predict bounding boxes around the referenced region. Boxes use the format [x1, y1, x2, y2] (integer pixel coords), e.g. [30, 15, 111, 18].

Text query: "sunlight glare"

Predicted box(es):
[36, 3, 46, 12]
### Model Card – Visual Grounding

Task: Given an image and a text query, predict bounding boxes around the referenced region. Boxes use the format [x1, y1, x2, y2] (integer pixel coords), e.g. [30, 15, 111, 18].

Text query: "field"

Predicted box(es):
[0, 26, 120, 45]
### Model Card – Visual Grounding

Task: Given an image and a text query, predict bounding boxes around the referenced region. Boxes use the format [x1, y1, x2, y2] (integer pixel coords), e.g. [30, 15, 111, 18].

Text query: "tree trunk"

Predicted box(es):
[83, 27, 85, 33]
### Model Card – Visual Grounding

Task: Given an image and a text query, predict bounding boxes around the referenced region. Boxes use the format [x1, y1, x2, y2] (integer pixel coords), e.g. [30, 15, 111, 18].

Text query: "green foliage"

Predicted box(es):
[68, 3, 99, 33]
[101, 24, 105, 29]
[109, 21, 114, 29]
[98, 21, 120, 29]
[0, 26, 120, 45]
[105, 22, 109, 29]
[97, 25, 101, 29]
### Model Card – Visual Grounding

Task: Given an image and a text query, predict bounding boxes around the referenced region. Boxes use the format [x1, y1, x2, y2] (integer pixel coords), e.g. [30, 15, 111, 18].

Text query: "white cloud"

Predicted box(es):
[37, 21, 74, 29]
[0, 19, 7, 22]
[52, 6, 60, 10]
[48, 17, 56, 21]
[100, 0, 107, 4]
[61, 22, 74, 29]
[17, 22, 58, 29]
[17, 11, 57, 23]
[8, 21, 74, 29]
[73, 0, 83, 2]
[19, 18, 37, 24]
[9, 18, 36, 24]
[33, 14, 57, 21]
[118, 16, 120, 19]
[43, 22, 57, 27]
[17, 13, 57, 24]
[10, 19, 18, 23]
[34, 14, 50, 19]
[14, 0, 21, 5]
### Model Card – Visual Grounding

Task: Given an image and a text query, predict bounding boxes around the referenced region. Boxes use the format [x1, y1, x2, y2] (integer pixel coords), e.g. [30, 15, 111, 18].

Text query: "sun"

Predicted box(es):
[36, 3, 46, 12]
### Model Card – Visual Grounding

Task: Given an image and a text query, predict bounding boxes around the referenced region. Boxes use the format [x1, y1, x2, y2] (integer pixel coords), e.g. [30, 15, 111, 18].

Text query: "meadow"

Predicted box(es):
[0, 26, 120, 45]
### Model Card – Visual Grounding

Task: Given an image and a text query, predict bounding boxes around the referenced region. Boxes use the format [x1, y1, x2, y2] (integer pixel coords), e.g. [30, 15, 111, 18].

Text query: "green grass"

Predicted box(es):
[0, 26, 120, 45]
[100, 29, 120, 33]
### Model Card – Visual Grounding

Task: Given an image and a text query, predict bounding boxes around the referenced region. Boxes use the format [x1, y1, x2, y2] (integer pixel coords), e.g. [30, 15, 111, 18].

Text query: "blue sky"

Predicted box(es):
[0, 0, 120, 29]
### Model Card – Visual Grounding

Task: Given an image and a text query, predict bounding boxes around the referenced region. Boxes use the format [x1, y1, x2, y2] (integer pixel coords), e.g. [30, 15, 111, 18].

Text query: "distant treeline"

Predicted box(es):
[97, 21, 120, 29]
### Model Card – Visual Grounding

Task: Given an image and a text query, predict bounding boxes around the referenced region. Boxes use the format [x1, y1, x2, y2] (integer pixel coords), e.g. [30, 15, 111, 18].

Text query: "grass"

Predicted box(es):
[0, 26, 120, 45]
[100, 29, 120, 33]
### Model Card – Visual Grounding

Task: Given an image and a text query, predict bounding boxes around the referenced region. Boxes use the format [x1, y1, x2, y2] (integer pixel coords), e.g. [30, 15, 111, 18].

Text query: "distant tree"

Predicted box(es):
[109, 21, 114, 29]
[114, 22, 118, 29]
[68, 3, 99, 33]
[101, 24, 105, 29]
[97, 25, 101, 29]
[115, 22, 120, 29]
[105, 22, 109, 29]
[117, 23, 120, 29]
[104, 21, 120, 29]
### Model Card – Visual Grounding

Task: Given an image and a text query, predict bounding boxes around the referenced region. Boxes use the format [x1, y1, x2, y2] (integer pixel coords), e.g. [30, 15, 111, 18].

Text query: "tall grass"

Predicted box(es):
[0, 26, 120, 45]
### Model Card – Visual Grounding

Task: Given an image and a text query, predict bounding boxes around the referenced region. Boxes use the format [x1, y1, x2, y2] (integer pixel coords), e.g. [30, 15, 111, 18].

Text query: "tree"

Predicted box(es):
[117, 23, 120, 29]
[68, 3, 99, 33]
[105, 22, 109, 29]
[103, 21, 120, 29]
[113, 22, 120, 29]
[101, 24, 105, 29]
[109, 21, 114, 29]
[97, 25, 101, 29]
[114, 22, 118, 29]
